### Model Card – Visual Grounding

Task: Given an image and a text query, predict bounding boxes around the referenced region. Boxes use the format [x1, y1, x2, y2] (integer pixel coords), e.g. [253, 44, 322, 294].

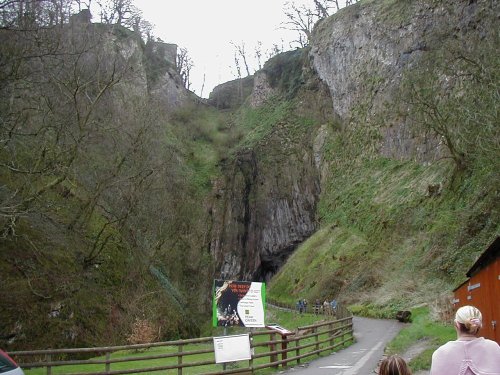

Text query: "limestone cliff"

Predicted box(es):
[210, 143, 320, 281]
[209, 50, 334, 281]
[208, 76, 254, 110]
[208, 0, 499, 283]
[311, 0, 496, 162]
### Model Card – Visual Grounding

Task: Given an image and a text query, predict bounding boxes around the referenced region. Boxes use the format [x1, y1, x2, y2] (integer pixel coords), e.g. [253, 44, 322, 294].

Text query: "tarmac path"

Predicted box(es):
[280, 316, 404, 375]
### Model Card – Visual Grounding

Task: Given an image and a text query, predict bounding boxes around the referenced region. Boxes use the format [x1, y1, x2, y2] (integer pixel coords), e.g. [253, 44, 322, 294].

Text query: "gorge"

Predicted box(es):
[1, 0, 498, 351]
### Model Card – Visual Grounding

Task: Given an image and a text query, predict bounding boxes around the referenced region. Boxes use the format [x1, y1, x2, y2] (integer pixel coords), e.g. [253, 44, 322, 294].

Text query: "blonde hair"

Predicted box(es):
[455, 305, 482, 334]
[379, 355, 412, 375]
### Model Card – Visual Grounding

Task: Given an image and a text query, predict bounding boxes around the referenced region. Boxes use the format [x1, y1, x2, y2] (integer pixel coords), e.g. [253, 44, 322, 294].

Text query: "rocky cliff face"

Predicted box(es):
[208, 0, 498, 282]
[208, 50, 334, 281]
[208, 76, 254, 110]
[210, 140, 321, 282]
[146, 40, 189, 109]
[310, 0, 494, 162]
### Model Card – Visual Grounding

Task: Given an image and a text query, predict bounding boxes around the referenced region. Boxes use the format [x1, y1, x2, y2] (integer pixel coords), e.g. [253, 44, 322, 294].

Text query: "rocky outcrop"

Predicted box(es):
[145, 40, 189, 110]
[208, 51, 333, 281]
[67, 21, 188, 111]
[310, 0, 494, 162]
[208, 76, 254, 110]
[249, 71, 277, 108]
[210, 142, 321, 281]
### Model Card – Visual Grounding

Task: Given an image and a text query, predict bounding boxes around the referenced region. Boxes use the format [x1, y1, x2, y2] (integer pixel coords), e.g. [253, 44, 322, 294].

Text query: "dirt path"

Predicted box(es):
[400, 339, 431, 375]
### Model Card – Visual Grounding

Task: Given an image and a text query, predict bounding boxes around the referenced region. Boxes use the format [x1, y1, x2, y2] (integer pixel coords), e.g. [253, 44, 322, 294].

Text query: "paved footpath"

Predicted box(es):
[280, 316, 403, 375]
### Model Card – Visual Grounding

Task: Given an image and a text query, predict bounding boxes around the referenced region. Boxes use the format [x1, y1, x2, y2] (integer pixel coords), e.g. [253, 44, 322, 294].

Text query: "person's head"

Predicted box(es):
[455, 305, 482, 335]
[379, 355, 412, 375]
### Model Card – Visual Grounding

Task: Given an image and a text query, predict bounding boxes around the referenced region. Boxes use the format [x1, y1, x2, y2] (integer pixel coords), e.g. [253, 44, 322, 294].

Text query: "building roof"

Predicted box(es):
[466, 236, 500, 277]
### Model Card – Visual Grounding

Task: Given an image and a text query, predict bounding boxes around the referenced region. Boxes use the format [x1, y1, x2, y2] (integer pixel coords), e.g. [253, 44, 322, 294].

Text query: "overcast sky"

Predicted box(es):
[132, 0, 312, 98]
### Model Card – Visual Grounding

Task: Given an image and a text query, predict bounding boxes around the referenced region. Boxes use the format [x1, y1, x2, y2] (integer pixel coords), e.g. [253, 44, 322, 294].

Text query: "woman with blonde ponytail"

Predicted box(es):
[430, 305, 500, 375]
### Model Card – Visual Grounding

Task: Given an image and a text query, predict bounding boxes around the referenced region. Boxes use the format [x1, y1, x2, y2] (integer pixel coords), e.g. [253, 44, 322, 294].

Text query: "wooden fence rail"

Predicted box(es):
[266, 298, 351, 319]
[8, 317, 353, 375]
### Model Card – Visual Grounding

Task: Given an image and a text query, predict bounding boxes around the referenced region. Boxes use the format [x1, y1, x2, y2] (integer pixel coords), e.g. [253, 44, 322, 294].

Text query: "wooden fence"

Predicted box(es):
[266, 298, 351, 319]
[8, 316, 353, 375]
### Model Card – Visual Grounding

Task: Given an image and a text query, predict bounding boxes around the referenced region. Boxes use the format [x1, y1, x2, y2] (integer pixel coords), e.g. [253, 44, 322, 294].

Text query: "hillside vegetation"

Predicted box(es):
[0, 18, 233, 348]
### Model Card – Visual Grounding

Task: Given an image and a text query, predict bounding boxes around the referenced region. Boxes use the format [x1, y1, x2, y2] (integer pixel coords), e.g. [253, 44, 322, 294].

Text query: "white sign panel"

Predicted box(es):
[213, 334, 252, 364]
[236, 282, 265, 327]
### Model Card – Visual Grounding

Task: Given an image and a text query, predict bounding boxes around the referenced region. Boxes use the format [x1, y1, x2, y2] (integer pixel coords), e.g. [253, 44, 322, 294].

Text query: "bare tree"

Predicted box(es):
[282, 1, 316, 47]
[233, 51, 241, 79]
[231, 41, 251, 76]
[96, 0, 138, 27]
[314, 0, 330, 18]
[1, 0, 76, 28]
[176, 46, 193, 90]
[267, 39, 285, 60]
[254, 41, 263, 70]
[132, 14, 154, 42]
[281, 0, 359, 47]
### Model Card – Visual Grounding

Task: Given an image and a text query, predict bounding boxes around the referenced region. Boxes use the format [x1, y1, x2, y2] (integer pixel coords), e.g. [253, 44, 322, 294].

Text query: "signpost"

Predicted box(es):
[212, 279, 266, 370]
[266, 324, 294, 367]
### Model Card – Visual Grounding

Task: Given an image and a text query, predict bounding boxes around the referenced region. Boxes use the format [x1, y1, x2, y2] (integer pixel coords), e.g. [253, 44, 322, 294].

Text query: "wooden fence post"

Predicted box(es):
[281, 334, 288, 368]
[178, 344, 183, 375]
[315, 327, 321, 354]
[46, 353, 51, 375]
[295, 336, 300, 364]
[329, 322, 334, 347]
[270, 332, 277, 368]
[105, 352, 111, 374]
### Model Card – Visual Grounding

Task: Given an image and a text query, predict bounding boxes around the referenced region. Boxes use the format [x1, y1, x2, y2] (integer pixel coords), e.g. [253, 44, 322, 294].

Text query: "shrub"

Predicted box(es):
[126, 318, 158, 345]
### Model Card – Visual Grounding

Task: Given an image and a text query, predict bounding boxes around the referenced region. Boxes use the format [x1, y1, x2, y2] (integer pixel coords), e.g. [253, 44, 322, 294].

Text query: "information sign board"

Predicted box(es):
[213, 280, 266, 327]
[213, 334, 252, 364]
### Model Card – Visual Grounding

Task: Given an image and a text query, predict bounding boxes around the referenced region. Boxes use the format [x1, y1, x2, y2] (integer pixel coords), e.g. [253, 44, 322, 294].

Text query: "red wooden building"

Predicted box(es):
[452, 236, 500, 344]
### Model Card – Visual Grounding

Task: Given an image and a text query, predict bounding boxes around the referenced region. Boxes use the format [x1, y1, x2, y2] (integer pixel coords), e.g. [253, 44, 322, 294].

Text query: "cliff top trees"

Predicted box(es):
[282, 0, 359, 47]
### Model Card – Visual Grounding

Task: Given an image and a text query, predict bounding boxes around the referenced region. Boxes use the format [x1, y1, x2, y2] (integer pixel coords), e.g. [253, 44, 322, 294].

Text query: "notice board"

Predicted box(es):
[213, 280, 265, 327]
[213, 334, 252, 363]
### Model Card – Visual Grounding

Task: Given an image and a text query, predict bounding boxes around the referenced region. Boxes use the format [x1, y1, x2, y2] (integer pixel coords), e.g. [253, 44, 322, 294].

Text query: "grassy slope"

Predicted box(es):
[270, 149, 498, 305]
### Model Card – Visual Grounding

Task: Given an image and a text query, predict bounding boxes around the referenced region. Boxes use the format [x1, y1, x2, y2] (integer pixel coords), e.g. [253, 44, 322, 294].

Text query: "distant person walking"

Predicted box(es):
[430, 305, 500, 375]
[323, 300, 330, 315]
[330, 298, 337, 314]
[379, 355, 412, 375]
[296, 299, 304, 313]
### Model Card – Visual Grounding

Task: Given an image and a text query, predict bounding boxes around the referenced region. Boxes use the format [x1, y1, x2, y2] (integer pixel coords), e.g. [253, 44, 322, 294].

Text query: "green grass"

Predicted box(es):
[235, 98, 294, 150]
[385, 306, 455, 372]
[348, 303, 400, 319]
